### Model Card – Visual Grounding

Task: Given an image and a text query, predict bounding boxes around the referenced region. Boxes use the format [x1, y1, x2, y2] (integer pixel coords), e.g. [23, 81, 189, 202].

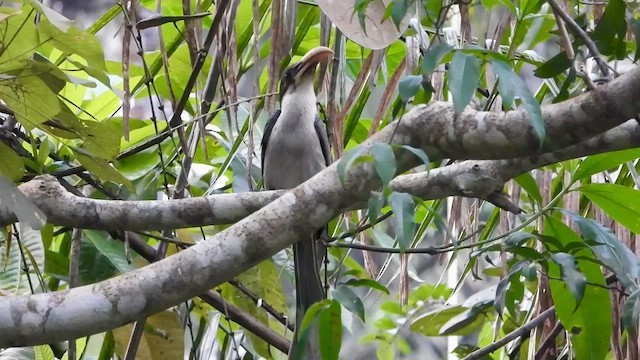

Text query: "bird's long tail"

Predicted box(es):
[289, 230, 325, 359]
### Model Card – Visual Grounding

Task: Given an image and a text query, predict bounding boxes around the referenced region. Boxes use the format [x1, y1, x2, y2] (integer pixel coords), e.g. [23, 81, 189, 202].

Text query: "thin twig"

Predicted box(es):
[229, 280, 295, 331]
[462, 306, 556, 360]
[547, 0, 611, 79]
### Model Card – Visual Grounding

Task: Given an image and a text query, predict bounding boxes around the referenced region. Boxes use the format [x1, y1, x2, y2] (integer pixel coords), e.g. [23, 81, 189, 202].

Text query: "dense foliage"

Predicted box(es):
[1, 0, 640, 359]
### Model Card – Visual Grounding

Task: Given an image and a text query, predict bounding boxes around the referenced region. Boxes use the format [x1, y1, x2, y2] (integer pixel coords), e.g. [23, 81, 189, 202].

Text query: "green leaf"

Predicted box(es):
[622, 288, 640, 333]
[367, 191, 384, 223]
[401, 145, 430, 167]
[494, 261, 525, 316]
[0, 142, 24, 181]
[490, 58, 545, 144]
[74, 151, 134, 192]
[374, 317, 397, 330]
[0, 9, 38, 65]
[398, 75, 422, 102]
[332, 285, 365, 321]
[0, 176, 46, 229]
[336, 145, 366, 184]
[550, 253, 586, 306]
[319, 300, 342, 360]
[562, 211, 640, 290]
[390, 0, 409, 28]
[232, 260, 287, 358]
[136, 12, 211, 29]
[0, 71, 61, 129]
[389, 192, 415, 251]
[23, 0, 73, 31]
[579, 183, 640, 233]
[534, 52, 572, 78]
[410, 306, 466, 336]
[84, 230, 135, 274]
[514, 172, 542, 202]
[448, 52, 480, 113]
[545, 217, 612, 360]
[38, 19, 107, 70]
[380, 301, 404, 315]
[343, 278, 390, 294]
[371, 143, 396, 186]
[591, 0, 627, 58]
[421, 43, 453, 76]
[440, 301, 494, 336]
[574, 148, 640, 181]
[343, 88, 372, 145]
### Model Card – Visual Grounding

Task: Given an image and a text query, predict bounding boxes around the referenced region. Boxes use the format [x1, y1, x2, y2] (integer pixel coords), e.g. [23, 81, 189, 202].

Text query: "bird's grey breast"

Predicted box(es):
[263, 102, 326, 190]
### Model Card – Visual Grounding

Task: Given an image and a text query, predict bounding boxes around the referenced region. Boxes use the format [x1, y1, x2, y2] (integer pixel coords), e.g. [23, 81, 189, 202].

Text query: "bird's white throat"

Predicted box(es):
[279, 80, 317, 129]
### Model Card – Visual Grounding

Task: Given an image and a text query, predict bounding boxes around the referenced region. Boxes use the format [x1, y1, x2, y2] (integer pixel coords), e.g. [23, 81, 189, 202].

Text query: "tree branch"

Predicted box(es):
[1, 66, 640, 345]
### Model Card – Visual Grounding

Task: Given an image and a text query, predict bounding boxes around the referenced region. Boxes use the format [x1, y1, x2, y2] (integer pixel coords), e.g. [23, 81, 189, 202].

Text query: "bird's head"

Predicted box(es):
[279, 46, 334, 102]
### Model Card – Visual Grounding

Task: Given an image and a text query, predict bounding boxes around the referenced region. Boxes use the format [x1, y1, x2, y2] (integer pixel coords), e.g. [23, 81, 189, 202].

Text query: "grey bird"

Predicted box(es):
[261, 46, 334, 359]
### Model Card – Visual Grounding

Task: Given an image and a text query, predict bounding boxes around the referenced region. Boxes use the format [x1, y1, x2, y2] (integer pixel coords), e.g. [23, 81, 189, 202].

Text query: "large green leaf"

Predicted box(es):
[574, 149, 640, 181]
[0, 70, 61, 128]
[579, 183, 640, 233]
[319, 300, 342, 360]
[83, 230, 135, 274]
[544, 217, 611, 360]
[0, 8, 38, 66]
[549, 252, 586, 306]
[74, 152, 134, 191]
[562, 211, 639, 290]
[534, 52, 572, 79]
[37, 19, 106, 70]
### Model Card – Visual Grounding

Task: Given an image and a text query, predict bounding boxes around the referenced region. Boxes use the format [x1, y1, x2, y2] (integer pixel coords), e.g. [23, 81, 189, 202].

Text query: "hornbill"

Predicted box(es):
[261, 46, 334, 358]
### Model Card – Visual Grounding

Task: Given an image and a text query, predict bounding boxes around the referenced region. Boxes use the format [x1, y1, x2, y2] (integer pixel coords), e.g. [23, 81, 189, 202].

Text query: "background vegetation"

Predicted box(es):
[0, 0, 639, 359]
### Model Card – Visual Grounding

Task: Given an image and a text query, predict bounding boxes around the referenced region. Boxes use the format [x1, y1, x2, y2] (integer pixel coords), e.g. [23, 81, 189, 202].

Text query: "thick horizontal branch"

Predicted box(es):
[1, 66, 640, 346]
[391, 119, 640, 201]
[0, 179, 285, 230]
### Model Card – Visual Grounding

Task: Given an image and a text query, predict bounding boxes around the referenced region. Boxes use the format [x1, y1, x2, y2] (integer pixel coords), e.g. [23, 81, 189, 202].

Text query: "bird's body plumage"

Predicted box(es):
[261, 88, 330, 189]
[260, 46, 334, 360]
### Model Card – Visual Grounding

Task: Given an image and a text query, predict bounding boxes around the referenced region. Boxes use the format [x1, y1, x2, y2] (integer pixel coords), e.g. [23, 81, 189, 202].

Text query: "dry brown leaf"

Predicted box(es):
[315, 0, 412, 50]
